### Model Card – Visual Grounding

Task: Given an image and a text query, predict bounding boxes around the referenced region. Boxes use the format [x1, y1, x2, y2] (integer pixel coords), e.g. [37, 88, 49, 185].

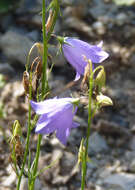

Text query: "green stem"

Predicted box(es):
[17, 73, 32, 190]
[30, 135, 42, 190]
[41, 0, 48, 98]
[30, 0, 48, 189]
[81, 64, 93, 190]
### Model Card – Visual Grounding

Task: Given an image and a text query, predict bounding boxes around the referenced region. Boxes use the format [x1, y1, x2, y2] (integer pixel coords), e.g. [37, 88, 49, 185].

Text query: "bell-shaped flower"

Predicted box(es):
[30, 98, 79, 145]
[61, 37, 109, 81]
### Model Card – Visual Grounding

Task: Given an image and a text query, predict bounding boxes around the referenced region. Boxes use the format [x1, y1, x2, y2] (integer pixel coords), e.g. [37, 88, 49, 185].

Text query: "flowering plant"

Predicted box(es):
[7, 0, 112, 190]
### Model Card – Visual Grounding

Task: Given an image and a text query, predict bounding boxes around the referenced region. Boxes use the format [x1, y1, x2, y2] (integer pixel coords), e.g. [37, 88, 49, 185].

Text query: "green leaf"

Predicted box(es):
[113, 0, 135, 6]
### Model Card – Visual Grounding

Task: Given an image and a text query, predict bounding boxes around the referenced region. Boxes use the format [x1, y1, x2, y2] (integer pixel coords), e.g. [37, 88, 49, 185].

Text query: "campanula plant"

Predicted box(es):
[7, 0, 112, 189]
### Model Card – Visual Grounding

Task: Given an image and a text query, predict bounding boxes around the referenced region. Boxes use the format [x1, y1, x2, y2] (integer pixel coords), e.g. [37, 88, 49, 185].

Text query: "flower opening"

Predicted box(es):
[62, 37, 109, 81]
[30, 98, 79, 145]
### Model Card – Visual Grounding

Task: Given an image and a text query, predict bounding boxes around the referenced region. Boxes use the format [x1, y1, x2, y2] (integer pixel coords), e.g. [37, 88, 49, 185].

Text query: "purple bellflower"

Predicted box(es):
[61, 37, 109, 81]
[30, 98, 79, 145]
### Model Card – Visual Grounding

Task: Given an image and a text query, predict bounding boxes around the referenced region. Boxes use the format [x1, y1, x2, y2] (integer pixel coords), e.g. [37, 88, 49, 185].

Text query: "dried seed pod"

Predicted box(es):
[81, 63, 90, 91]
[9, 135, 27, 177]
[14, 136, 24, 165]
[28, 56, 43, 100]
[46, 10, 54, 33]
[34, 59, 42, 95]
[22, 71, 30, 95]
[35, 58, 42, 80]
[22, 70, 35, 99]
[30, 57, 40, 73]
[9, 120, 26, 176]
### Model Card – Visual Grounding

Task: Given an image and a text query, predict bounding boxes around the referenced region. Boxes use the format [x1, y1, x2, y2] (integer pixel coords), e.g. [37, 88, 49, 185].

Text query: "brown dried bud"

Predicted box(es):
[22, 71, 30, 95]
[30, 57, 40, 72]
[36, 59, 42, 79]
[46, 10, 54, 33]
[81, 63, 90, 91]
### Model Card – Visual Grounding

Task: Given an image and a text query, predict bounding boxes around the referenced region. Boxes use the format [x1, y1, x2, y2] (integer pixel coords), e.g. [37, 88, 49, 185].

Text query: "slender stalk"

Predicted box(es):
[30, 0, 48, 189]
[17, 72, 32, 190]
[41, 0, 48, 98]
[81, 64, 93, 190]
[30, 135, 42, 190]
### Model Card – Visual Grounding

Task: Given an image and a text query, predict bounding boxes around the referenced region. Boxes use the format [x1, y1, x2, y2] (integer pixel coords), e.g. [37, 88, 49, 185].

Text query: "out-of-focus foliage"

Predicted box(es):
[0, 74, 5, 88]
[0, 102, 6, 119]
[0, 74, 6, 118]
[0, 0, 18, 14]
[113, 0, 135, 6]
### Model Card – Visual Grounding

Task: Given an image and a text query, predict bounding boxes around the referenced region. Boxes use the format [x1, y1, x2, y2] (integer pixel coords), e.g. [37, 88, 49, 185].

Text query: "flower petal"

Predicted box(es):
[72, 121, 80, 128]
[74, 72, 81, 81]
[62, 38, 109, 79]
[35, 103, 73, 133]
[62, 39, 87, 75]
[87, 45, 109, 63]
[55, 105, 76, 144]
[30, 98, 74, 114]
[65, 38, 109, 64]
[35, 114, 56, 134]
[56, 127, 70, 145]
[97, 41, 103, 48]
[31, 97, 79, 145]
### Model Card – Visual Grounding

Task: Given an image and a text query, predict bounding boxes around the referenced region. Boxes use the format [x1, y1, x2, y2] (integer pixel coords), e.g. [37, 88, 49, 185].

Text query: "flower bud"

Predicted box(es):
[96, 93, 113, 107]
[77, 138, 91, 165]
[13, 120, 22, 138]
[95, 67, 106, 91]
[78, 138, 85, 165]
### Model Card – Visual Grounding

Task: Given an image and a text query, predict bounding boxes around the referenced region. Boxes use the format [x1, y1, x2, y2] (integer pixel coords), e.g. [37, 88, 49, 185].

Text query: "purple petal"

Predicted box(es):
[62, 41, 86, 75]
[87, 45, 109, 63]
[62, 38, 109, 79]
[74, 72, 81, 81]
[31, 97, 79, 145]
[97, 41, 103, 48]
[35, 114, 56, 134]
[35, 102, 77, 144]
[55, 105, 77, 144]
[73, 106, 78, 115]
[65, 38, 109, 63]
[35, 103, 73, 133]
[72, 121, 80, 128]
[30, 98, 74, 115]
[56, 127, 70, 145]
